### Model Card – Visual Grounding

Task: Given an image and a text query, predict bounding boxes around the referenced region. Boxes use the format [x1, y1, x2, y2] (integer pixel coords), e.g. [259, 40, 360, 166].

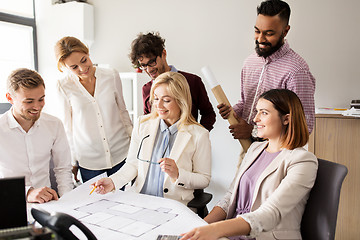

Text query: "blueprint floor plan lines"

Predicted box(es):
[34, 175, 210, 239]
[72, 199, 178, 237]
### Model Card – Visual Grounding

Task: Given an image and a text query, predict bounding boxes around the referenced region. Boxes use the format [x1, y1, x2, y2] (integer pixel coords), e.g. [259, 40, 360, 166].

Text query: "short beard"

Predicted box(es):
[255, 36, 284, 58]
[20, 112, 40, 123]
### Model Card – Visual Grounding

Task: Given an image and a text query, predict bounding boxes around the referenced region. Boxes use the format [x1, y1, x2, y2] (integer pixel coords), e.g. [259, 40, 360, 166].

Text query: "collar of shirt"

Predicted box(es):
[263, 40, 291, 64]
[169, 65, 178, 73]
[6, 108, 40, 133]
[159, 118, 179, 136]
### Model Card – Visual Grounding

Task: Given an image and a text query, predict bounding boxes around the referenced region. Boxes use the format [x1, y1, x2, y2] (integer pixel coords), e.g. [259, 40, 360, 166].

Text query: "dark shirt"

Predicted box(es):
[142, 70, 216, 131]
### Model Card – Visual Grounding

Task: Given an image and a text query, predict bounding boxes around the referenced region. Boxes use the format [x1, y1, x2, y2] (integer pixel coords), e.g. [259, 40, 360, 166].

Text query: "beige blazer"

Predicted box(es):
[110, 116, 211, 205]
[218, 141, 318, 240]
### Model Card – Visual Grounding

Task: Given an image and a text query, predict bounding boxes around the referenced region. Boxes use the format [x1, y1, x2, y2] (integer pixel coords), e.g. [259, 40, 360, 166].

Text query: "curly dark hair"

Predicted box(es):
[257, 0, 291, 25]
[129, 32, 165, 67]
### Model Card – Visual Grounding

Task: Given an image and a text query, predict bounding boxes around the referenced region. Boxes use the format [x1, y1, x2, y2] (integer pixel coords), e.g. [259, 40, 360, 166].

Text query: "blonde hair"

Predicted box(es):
[141, 72, 202, 130]
[54, 36, 89, 72]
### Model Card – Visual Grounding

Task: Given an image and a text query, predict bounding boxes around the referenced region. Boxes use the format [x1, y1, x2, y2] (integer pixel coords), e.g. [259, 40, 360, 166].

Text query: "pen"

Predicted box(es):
[89, 186, 97, 195]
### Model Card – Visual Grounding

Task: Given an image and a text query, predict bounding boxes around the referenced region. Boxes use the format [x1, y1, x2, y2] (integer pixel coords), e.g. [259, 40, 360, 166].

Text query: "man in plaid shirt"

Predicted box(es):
[218, 0, 315, 143]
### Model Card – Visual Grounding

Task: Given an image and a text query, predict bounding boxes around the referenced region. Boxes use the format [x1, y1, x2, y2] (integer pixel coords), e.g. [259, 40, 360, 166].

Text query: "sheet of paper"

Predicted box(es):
[32, 174, 210, 240]
[342, 107, 360, 117]
[316, 107, 347, 114]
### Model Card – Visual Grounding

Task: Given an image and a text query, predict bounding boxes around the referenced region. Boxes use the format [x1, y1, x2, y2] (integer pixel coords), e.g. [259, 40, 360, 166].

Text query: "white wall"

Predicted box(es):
[35, 0, 360, 209]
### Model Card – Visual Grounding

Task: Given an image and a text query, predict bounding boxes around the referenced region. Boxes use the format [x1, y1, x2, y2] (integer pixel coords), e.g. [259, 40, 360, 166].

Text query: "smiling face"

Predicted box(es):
[153, 83, 181, 126]
[138, 50, 169, 80]
[63, 52, 95, 79]
[253, 98, 289, 141]
[7, 85, 45, 127]
[254, 14, 289, 58]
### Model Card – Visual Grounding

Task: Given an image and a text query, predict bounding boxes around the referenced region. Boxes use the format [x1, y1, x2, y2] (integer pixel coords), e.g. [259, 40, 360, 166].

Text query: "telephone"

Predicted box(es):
[31, 208, 97, 240]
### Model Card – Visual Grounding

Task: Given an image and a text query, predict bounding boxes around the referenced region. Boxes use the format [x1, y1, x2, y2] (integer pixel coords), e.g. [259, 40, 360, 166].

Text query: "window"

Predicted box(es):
[0, 0, 37, 103]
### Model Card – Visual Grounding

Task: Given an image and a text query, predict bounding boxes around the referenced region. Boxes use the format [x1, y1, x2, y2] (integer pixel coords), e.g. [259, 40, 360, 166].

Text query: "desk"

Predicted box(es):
[32, 177, 227, 240]
[308, 114, 360, 240]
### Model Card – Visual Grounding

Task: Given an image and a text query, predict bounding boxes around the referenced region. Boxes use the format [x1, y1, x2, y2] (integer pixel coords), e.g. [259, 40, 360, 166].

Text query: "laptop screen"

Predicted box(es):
[0, 176, 28, 229]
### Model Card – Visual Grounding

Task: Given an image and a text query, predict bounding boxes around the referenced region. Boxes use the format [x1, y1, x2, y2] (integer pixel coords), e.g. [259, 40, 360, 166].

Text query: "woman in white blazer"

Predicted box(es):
[92, 72, 211, 205]
[54, 37, 132, 183]
[182, 89, 318, 240]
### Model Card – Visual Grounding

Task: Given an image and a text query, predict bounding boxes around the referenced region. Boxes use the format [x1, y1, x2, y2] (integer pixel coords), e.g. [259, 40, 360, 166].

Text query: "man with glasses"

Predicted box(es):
[129, 32, 216, 131]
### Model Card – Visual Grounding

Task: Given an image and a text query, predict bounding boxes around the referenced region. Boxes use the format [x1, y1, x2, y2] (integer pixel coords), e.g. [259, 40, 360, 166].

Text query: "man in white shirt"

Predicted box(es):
[0, 68, 73, 203]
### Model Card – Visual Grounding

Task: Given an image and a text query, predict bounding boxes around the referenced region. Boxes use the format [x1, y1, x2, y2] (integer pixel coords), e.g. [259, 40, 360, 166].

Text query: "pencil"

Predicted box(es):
[89, 186, 97, 195]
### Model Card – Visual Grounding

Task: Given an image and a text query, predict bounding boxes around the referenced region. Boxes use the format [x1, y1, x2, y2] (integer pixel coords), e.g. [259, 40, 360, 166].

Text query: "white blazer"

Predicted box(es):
[217, 141, 318, 240]
[110, 116, 212, 205]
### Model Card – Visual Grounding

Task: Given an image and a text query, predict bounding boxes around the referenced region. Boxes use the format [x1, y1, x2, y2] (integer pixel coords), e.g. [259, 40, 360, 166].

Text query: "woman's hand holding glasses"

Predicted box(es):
[159, 158, 179, 181]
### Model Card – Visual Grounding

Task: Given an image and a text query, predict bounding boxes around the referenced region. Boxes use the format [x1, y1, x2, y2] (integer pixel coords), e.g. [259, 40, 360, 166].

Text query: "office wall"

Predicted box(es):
[35, 0, 360, 209]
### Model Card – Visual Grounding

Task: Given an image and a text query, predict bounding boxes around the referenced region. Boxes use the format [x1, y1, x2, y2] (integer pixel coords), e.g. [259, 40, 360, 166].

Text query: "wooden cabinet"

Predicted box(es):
[308, 114, 360, 240]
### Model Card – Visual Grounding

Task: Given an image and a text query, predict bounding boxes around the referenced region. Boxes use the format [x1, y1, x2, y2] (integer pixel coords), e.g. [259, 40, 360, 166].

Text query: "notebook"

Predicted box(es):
[0, 176, 32, 237]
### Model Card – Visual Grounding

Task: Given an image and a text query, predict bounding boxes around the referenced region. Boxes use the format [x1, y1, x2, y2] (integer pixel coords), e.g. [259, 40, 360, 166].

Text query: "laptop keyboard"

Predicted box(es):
[0, 225, 33, 238]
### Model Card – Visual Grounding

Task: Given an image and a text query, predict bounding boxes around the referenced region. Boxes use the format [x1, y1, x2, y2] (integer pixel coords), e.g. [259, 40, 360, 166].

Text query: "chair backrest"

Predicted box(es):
[49, 157, 58, 193]
[0, 103, 11, 114]
[301, 158, 348, 240]
[187, 189, 212, 218]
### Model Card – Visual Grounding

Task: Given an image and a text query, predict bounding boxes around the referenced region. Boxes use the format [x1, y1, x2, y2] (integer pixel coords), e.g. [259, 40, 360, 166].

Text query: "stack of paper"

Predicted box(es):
[315, 107, 348, 114]
[342, 107, 360, 118]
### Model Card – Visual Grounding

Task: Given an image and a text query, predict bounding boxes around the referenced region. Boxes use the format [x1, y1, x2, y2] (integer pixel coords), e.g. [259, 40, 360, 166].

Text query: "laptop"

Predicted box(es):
[0, 176, 32, 238]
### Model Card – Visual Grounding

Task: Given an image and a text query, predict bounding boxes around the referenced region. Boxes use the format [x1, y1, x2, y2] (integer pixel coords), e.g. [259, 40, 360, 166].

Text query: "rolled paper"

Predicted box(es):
[201, 66, 219, 89]
[201, 66, 251, 152]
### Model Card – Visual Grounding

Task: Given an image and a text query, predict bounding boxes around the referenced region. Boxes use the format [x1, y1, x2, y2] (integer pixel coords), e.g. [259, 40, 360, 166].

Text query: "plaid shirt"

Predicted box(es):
[233, 41, 315, 133]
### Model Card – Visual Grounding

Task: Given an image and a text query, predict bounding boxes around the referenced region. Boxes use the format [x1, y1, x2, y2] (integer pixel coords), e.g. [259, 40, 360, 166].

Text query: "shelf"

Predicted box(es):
[120, 72, 150, 122]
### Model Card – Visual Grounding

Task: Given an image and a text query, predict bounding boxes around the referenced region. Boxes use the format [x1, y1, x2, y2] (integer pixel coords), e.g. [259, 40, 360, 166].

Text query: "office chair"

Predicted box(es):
[49, 157, 58, 193]
[0, 102, 11, 114]
[301, 158, 348, 240]
[187, 189, 213, 218]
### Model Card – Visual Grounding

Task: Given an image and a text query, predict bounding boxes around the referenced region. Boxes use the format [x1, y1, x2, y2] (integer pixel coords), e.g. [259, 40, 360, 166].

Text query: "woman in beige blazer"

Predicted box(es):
[92, 72, 211, 205]
[182, 89, 318, 240]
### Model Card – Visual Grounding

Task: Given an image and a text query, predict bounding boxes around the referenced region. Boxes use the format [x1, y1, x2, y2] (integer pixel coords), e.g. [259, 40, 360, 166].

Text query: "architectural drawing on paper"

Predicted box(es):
[67, 199, 178, 238]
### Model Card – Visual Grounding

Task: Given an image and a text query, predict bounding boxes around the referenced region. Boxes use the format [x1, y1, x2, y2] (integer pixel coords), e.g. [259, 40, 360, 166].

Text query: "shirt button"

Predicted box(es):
[164, 188, 168, 193]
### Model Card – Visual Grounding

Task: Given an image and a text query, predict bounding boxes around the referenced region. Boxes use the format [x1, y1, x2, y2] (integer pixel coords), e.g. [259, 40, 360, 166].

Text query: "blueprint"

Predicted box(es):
[34, 174, 207, 240]
[69, 199, 177, 238]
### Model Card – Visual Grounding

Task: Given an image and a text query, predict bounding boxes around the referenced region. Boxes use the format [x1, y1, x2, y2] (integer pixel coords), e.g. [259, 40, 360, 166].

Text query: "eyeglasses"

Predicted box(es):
[138, 56, 158, 70]
[137, 134, 169, 164]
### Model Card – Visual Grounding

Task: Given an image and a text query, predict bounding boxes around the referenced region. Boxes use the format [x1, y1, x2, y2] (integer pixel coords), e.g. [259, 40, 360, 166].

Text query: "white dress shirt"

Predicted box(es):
[0, 110, 73, 196]
[57, 67, 132, 170]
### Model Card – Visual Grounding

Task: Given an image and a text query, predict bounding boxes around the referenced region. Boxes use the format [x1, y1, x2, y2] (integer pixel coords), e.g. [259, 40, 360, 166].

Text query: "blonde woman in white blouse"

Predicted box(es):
[54, 36, 132, 183]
